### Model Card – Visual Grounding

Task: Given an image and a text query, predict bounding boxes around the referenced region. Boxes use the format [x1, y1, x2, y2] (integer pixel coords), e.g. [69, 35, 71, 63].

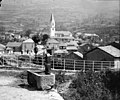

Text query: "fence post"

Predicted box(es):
[42, 56, 43, 69]
[101, 61, 103, 71]
[92, 61, 94, 71]
[53, 58, 54, 70]
[109, 61, 111, 68]
[83, 60, 85, 72]
[74, 60, 75, 71]
[64, 59, 65, 70]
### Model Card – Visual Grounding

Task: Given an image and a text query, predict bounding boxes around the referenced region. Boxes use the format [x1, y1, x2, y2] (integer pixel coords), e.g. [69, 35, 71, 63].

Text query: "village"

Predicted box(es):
[0, 0, 120, 100]
[0, 13, 120, 71]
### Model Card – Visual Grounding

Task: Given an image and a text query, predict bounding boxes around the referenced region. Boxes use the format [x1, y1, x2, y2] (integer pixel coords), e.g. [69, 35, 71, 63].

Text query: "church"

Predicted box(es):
[49, 14, 74, 43]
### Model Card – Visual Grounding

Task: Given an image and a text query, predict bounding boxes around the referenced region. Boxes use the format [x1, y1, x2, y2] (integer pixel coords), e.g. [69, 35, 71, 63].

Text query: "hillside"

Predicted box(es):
[0, 0, 119, 38]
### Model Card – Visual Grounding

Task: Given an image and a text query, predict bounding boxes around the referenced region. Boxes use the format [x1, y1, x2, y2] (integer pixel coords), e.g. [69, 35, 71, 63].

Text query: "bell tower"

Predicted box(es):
[50, 13, 55, 37]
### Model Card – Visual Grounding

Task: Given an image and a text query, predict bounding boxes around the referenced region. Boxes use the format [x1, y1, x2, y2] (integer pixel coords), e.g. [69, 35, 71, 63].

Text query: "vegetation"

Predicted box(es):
[55, 70, 120, 100]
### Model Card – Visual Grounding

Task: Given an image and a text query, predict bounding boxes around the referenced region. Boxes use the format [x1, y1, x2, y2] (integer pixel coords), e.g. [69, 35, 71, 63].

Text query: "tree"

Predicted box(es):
[41, 34, 49, 45]
[24, 29, 32, 37]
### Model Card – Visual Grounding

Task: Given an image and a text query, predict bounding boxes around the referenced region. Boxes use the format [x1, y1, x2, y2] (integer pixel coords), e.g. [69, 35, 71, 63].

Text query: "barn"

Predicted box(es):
[84, 45, 120, 69]
[65, 51, 83, 60]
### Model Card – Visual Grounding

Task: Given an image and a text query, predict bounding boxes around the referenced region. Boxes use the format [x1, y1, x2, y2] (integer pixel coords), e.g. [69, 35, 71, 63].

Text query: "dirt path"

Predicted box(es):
[0, 76, 64, 100]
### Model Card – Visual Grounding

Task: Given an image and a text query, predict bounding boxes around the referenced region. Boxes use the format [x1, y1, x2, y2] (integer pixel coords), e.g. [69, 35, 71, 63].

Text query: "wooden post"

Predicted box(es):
[53, 58, 54, 70]
[64, 59, 65, 70]
[92, 61, 94, 71]
[42, 56, 44, 69]
[101, 61, 103, 71]
[83, 60, 85, 72]
[74, 60, 75, 71]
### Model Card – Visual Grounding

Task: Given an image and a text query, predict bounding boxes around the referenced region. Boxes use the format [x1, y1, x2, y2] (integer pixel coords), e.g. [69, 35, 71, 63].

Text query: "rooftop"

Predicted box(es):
[23, 38, 34, 43]
[99, 45, 120, 57]
[6, 42, 22, 47]
[73, 51, 83, 58]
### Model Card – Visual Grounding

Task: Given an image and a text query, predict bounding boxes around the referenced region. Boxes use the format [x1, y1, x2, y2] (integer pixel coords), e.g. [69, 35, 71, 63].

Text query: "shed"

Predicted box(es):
[6, 42, 22, 52]
[65, 51, 83, 60]
[84, 45, 120, 69]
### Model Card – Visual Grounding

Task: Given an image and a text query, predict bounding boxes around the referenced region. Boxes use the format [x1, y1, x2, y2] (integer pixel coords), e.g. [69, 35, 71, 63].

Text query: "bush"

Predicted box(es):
[68, 70, 112, 100]
[55, 71, 66, 84]
[102, 69, 120, 100]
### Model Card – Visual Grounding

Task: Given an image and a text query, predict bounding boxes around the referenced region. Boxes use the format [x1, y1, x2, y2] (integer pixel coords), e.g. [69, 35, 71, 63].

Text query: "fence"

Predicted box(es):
[0, 54, 116, 71]
[51, 58, 115, 71]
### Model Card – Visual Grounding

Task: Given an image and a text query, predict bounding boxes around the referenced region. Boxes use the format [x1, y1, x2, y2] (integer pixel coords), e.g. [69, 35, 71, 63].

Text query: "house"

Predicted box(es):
[0, 44, 5, 54]
[59, 42, 67, 50]
[66, 44, 78, 53]
[84, 45, 120, 69]
[79, 43, 94, 54]
[55, 31, 72, 38]
[108, 41, 120, 50]
[6, 47, 13, 54]
[54, 49, 68, 58]
[65, 51, 83, 60]
[66, 41, 78, 53]
[46, 38, 59, 49]
[6, 42, 22, 53]
[22, 38, 35, 54]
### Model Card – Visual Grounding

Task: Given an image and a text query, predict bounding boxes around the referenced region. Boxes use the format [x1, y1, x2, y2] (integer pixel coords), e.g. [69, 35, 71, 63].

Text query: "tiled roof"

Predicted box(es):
[68, 41, 78, 47]
[0, 44, 5, 49]
[54, 49, 68, 54]
[52, 37, 74, 39]
[98, 45, 120, 57]
[23, 38, 34, 43]
[6, 42, 22, 47]
[47, 39, 59, 44]
[55, 31, 72, 36]
[67, 46, 78, 50]
[73, 51, 83, 58]
[59, 43, 67, 46]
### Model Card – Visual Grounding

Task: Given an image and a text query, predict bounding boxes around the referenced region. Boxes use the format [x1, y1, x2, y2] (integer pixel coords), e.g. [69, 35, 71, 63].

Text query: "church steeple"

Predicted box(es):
[50, 13, 55, 37]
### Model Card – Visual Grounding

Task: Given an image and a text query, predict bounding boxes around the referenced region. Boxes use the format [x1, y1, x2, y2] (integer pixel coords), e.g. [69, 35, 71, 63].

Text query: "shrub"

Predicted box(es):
[102, 69, 120, 100]
[69, 70, 112, 100]
[55, 71, 66, 84]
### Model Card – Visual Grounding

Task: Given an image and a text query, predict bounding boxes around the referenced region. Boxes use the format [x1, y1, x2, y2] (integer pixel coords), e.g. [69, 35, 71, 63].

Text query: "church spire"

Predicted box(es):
[50, 13, 55, 37]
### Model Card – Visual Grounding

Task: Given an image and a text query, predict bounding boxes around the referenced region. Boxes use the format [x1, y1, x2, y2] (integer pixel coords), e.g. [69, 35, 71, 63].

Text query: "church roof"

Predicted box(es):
[50, 13, 55, 22]
[55, 31, 72, 36]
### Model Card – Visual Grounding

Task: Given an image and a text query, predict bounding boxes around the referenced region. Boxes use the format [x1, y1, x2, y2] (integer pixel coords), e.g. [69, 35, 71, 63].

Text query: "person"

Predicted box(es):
[44, 52, 51, 75]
